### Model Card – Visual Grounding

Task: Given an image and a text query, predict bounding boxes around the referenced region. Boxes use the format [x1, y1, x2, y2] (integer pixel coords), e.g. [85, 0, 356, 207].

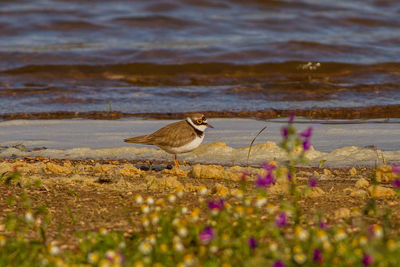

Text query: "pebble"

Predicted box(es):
[368, 185, 396, 198]
[355, 178, 369, 189]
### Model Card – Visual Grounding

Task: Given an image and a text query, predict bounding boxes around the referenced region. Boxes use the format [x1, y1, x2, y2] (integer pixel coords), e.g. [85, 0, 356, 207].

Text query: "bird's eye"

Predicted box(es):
[196, 119, 203, 124]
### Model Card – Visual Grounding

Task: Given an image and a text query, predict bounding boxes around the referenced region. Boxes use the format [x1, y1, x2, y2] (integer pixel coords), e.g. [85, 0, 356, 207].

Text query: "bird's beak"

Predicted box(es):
[206, 123, 214, 128]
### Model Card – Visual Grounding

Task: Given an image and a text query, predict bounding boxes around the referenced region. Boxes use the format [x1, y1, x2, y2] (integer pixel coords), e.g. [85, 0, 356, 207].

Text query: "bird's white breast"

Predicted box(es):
[163, 135, 204, 154]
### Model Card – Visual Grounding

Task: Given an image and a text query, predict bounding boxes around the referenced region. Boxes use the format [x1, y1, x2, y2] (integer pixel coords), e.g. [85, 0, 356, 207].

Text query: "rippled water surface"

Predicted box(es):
[1, 0, 400, 115]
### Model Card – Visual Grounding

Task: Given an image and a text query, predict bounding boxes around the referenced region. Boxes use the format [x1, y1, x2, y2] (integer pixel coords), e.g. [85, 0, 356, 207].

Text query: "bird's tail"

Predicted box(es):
[124, 135, 151, 144]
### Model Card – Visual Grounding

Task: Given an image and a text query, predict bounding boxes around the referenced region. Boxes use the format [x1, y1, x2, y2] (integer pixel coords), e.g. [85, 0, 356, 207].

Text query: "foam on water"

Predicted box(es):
[0, 118, 399, 167]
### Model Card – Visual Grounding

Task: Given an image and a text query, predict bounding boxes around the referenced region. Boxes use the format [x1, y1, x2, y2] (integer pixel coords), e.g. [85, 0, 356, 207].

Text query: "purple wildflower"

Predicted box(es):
[208, 198, 224, 211]
[281, 127, 289, 138]
[313, 248, 323, 264]
[289, 111, 295, 123]
[309, 177, 317, 188]
[299, 127, 313, 138]
[392, 165, 400, 175]
[319, 220, 328, 229]
[241, 171, 249, 181]
[273, 260, 285, 267]
[287, 172, 292, 181]
[362, 254, 373, 267]
[393, 178, 400, 189]
[247, 237, 257, 250]
[255, 173, 274, 188]
[262, 162, 277, 172]
[199, 226, 215, 244]
[275, 212, 287, 227]
[302, 139, 311, 151]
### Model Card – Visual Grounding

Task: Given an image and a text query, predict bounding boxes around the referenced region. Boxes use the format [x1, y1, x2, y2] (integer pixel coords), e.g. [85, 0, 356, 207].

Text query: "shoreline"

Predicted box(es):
[1, 104, 400, 121]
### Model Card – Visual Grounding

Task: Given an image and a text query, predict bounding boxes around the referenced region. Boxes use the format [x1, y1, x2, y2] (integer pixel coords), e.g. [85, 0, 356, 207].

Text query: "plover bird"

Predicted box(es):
[124, 113, 213, 168]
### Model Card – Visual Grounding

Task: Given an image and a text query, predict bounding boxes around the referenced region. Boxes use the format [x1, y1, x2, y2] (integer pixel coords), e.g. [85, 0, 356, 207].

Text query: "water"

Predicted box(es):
[1, 0, 400, 115]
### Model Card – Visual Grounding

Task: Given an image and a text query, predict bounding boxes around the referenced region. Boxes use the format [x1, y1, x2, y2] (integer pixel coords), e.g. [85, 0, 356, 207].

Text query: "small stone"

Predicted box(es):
[297, 171, 313, 177]
[45, 162, 71, 174]
[120, 164, 142, 177]
[191, 164, 242, 181]
[162, 167, 189, 177]
[308, 187, 325, 198]
[334, 207, 351, 219]
[212, 183, 229, 197]
[146, 175, 183, 190]
[343, 187, 354, 195]
[192, 164, 224, 179]
[375, 165, 397, 182]
[323, 169, 332, 177]
[355, 178, 369, 189]
[97, 167, 121, 183]
[368, 185, 396, 198]
[350, 189, 368, 198]
[268, 184, 289, 195]
[349, 167, 357, 177]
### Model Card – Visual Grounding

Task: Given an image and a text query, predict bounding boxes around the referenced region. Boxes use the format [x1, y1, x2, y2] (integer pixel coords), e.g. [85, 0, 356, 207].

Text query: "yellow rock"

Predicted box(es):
[183, 183, 197, 192]
[334, 208, 351, 219]
[120, 164, 142, 177]
[350, 189, 368, 198]
[0, 163, 14, 174]
[343, 187, 354, 195]
[162, 167, 189, 177]
[192, 164, 224, 179]
[349, 167, 357, 177]
[375, 165, 397, 182]
[308, 187, 325, 198]
[323, 169, 332, 177]
[368, 185, 396, 198]
[99, 164, 117, 173]
[268, 184, 289, 195]
[45, 162, 72, 174]
[212, 183, 229, 197]
[191, 164, 241, 180]
[355, 178, 369, 189]
[145, 175, 183, 190]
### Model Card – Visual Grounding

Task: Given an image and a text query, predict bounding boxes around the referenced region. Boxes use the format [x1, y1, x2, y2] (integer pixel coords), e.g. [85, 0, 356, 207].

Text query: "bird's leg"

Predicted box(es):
[173, 154, 180, 169]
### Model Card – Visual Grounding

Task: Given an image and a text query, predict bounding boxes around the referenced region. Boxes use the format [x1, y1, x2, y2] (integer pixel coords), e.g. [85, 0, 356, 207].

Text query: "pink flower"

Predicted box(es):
[302, 139, 311, 150]
[261, 162, 277, 172]
[289, 111, 295, 123]
[393, 178, 400, 189]
[309, 177, 317, 188]
[241, 171, 249, 181]
[300, 127, 313, 138]
[281, 127, 289, 138]
[319, 221, 328, 229]
[247, 237, 257, 250]
[313, 248, 323, 263]
[273, 260, 285, 267]
[275, 212, 287, 227]
[362, 254, 373, 266]
[392, 165, 400, 175]
[199, 226, 215, 244]
[255, 173, 274, 188]
[208, 199, 224, 211]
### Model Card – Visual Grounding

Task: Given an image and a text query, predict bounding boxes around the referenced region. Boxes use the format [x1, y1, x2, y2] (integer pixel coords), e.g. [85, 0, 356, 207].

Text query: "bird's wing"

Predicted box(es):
[147, 120, 197, 148]
[124, 135, 152, 144]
